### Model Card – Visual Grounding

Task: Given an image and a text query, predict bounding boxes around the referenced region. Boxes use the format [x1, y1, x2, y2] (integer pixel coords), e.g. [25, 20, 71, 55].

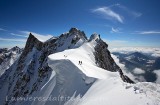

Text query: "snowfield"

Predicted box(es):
[47, 41, 160, 105]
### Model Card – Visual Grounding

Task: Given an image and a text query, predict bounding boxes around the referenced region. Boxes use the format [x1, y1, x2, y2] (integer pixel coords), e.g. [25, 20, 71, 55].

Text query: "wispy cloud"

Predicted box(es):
[111, 27, 122, 33]
[0, 28, 7, 31]
[20, 31, 53, 42]
[135, 31, 160, 34]
[116, 4, 142, 18]
[91, 3, 142, 24]
[110, 47, 160, 57]
[0, 37, 26, 42]
[139, 31, 160, 34]
[133, 68, 145, 74]
[10, 33, 28, 37]
[91, 7, 123, 23]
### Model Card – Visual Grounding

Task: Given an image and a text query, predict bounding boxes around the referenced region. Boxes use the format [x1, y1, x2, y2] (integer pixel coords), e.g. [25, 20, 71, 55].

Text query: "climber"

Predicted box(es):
[81, 61, 82, 65]
[64, 55, 67, 58]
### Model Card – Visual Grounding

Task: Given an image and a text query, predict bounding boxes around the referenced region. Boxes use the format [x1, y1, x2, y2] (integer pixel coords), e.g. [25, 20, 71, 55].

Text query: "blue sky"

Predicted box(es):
[0, 0, 160, 48]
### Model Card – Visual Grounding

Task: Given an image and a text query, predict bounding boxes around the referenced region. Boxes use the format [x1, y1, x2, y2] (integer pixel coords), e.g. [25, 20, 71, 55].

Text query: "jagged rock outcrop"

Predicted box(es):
[0, 46, 23, 76]
[0, 46, 22, 64]
[91, 34, 134, 83]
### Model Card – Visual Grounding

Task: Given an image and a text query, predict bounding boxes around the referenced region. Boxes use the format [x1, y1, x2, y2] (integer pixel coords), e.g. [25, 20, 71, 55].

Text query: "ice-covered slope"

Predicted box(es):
[48, 40, 160, 105]
[74, 79, 160, 105]
[48, 40, 119, 80]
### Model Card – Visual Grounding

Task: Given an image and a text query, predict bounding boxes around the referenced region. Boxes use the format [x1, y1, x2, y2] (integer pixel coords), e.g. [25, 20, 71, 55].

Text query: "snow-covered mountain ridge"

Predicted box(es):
[0, 28, 159, 105]
[0, 46, 23, 76]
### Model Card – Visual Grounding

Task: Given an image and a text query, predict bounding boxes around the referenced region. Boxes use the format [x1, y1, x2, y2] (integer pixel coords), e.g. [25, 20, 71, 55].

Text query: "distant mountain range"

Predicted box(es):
[112, 49, 160, 82]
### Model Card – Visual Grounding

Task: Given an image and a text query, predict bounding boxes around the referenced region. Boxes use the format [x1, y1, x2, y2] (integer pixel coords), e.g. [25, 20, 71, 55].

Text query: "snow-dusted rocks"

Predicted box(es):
[0, 46, 23, 76]
[88, 33, 100, 42]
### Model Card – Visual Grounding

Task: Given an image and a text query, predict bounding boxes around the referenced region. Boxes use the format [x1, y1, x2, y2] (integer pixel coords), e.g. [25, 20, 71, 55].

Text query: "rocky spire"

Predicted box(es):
[25, 33, 43, 51]
[69, 27, 88, 40]
[89, 33, 100, 42]
[94, 38, 134, 83]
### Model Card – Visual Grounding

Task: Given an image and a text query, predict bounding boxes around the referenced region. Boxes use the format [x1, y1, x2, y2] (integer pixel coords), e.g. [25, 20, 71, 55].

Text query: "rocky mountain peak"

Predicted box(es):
[9, 46, 21, 53]
[24, 33, 43, 51]
[89, 33, 100, 42]
[68, 27, 87, 40]
[69, 27, 79, 33]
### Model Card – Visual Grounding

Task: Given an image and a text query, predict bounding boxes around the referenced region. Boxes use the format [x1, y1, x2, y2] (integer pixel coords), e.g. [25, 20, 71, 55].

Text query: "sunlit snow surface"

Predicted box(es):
[8, 43, 160, 105]
[47, 43, 160, 105]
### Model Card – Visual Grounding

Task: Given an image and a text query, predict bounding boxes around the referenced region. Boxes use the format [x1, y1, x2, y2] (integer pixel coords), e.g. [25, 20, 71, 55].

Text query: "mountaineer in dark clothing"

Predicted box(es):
[79, 61, 83, 65]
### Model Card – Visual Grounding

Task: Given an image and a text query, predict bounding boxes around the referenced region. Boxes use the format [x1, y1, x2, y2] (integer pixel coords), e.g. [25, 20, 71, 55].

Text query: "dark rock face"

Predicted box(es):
[69, 28, 87, 40]
[4, 33, 53, 105]
[94, 40, 116, 71]
[0, 47, 22, 65]
[0, 28, 88, 105]
[21, 33, 43, 56]
[93, 36, 134, 83]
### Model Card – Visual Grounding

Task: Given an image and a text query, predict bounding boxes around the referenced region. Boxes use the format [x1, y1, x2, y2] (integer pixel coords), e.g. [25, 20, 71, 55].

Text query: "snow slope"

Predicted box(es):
[48, 41, 160, 105]
[75, 79, 160, 105]
[17, 43, 97, 105]
[48, 42, 118, 80]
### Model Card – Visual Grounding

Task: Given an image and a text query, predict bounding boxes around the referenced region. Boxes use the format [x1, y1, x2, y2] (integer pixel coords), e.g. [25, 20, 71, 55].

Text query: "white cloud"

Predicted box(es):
[111, 54, 139, 82]
[91, 4, 142, 23]
[111, 27, 122, 33]
[92, 7, 123, 23]
[112, 54, 147, 82]
[136, 31, 160, 34]
[20, 31, 53, 42]
[0, 28, 7, 31]
[116, 4, 142, 18]
[153, 70, 160, 84]
[111, 27, 119, 33]
[110, 47, 160, 57]
[133, 68, 145, 74]
[0, 37, 26, 42]
[10, 33, 28, 37]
